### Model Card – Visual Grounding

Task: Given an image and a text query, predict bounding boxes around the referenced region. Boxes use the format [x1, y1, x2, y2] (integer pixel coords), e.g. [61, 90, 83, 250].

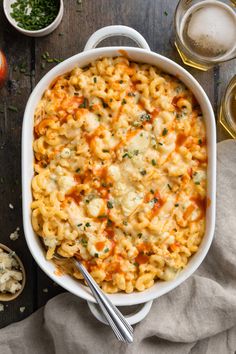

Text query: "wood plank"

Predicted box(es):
[0, 3, 36, 327]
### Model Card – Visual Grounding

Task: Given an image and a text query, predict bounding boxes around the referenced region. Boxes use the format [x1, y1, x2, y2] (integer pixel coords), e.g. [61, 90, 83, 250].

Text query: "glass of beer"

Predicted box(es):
[219, 75, 236, 138]
[174, 0, 236, 71]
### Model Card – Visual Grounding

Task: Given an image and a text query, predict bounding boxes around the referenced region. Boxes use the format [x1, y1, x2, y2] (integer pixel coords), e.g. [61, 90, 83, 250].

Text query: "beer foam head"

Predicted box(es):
[187, 3, 236, 56]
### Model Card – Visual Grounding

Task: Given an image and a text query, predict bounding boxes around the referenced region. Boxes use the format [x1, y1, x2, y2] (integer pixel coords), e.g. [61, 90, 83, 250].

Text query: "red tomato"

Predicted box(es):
[0, 51, 8, 87]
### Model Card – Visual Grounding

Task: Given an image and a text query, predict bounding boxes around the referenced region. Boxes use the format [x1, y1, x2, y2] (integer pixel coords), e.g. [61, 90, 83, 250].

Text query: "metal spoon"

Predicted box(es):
[53, 252, 133, 343]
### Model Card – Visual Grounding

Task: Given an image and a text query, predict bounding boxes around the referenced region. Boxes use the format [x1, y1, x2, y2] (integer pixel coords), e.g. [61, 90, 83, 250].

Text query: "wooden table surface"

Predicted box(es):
[0, 0, 235, 328]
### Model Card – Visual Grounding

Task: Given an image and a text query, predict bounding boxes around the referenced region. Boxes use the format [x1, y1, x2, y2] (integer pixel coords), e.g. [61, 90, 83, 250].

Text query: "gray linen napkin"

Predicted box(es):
[1, 139, 236, 354]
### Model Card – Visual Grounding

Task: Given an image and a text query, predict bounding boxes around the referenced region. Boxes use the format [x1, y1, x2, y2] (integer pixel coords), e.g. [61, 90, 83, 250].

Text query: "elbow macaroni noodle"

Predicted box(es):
[31, 56, 207, 293]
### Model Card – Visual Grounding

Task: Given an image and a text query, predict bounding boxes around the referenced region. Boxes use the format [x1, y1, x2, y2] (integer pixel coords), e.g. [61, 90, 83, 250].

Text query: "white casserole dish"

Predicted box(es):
[22, 25, 216, 324]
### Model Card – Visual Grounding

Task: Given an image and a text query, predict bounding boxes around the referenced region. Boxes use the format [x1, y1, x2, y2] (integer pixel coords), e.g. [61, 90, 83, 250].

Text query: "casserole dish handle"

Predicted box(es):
[87, 299, 153, 325]
[84, 25, 150, 51]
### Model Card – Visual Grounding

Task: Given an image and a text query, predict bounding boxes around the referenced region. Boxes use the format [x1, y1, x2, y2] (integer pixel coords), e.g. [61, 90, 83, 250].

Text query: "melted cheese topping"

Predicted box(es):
[32, 56, 207, 294]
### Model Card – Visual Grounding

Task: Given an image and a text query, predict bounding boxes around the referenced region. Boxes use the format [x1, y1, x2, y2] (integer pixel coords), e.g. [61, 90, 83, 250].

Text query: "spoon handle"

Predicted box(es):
[74, 260, 133, 343]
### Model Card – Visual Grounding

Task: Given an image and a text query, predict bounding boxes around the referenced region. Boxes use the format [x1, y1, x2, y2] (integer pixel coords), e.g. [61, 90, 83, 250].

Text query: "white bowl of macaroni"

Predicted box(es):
[22, 26, 216, 324]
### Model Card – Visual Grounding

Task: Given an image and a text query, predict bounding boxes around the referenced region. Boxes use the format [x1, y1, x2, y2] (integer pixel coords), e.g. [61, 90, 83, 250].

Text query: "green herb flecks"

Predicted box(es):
[41, 51, 63, 70]
[107, 201, 113, 209]
[122, 152, 132, 159]
[8, 105, 18, 112]
[162, 128, 168, 136]
[79, 98, 88, 108]
[81, 239, 87, 247]
[107, 219, 113, 227]
[10, 0, 60, 31]
[140, 169, 147, 176]
[140, 113, 151, 122]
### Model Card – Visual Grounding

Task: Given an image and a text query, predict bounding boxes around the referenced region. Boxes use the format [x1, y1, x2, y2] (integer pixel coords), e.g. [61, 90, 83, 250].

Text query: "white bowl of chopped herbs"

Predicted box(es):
[3, 0, 64, 37]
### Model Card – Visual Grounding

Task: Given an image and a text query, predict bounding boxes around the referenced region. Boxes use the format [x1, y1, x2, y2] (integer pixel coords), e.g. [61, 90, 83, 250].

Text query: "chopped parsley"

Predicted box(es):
[151, 159, 156, 166]
[102, 101, 108, 108]
[121, 98, 127, 105]
[102, 149, 109, 153]
[140, 169, 147, 176]
[134, 262, 139, 266]
[123, 221, 128, 226]
[76, 168, 81, 173]
[198, 139, 202, 145]
[176, 112, 185, 119]
[93, 77, 97, 83]
[85, 222, 91, 227]
[164, 10, 168, 16]
[150, 189, 155, 194]
[107, 219, 113, 226]
[94, 253, 99, 258]
[167, 183, 172, 190]
[97, 215, 107, 219]
[195, 181, 200, 185]
[79, 98, 88, 108]
[77, 223, 83, 227]
[137, 233, 142, 238]
[140, 113, 151, 122]
[104, 248, 109, 253]
[107, 201, 113, 209]
[119, 80, 123, 84]
[158, 142, 163, 146]
[128, 92, 135, 97]
[122, 152, 132, 159]
[175, 203, 179, 207]
[162, 128, 168, 136]
[81, 239, 87, 246]
[10, 0, 60, 31]
[8, 105, 18, 112]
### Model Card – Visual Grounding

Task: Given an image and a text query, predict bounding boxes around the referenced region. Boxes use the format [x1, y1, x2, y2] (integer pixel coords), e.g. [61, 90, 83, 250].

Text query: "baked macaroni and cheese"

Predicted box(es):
[31, 56, 207, 293]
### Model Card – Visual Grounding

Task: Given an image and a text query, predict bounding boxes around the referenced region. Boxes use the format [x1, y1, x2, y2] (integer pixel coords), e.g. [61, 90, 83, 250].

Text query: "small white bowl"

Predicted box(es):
[3, 0, 64, 37]
[0, 243, 26, 302]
